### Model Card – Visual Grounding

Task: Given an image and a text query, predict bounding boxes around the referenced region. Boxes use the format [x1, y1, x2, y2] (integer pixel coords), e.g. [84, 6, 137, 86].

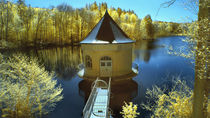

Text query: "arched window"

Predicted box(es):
[85, 55, 92, 68]
[101, 56, 111, 61]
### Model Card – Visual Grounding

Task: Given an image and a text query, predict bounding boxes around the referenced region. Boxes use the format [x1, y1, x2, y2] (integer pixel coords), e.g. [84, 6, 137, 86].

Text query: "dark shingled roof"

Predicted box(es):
[80, 10, 135, 44]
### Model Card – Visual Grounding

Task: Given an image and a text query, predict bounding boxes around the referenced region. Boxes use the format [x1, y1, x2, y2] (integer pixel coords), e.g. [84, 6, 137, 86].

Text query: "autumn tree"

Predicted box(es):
[133, 19, 141, 40]
[0, 54, 63, 117]
[140, 15, 154, 40]
[5, 1, 9, 41]
[16, 0, 26, 42]
[166, 22, 179, 34]
[11, 7, 23, 44]
[0, 1, 13, 42]
[0, 0, 6, 41]
[192, 0, 209, 117]
[0, 1, 169, 47]
[34, 9, 47, 46]
[156, 0, 209, 117]
[99, 2, 107, 17]
[90, 2, 98, 11]
[142, 78, 195, 117]
[117, 8, 122, 17]
[121, 102, 139, 118]
[188, 21, 198, 36]
[16, 1, 35, 45]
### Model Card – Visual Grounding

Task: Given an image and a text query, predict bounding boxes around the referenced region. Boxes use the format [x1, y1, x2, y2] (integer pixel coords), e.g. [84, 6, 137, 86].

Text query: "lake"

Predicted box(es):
[1, 36, 195, 118]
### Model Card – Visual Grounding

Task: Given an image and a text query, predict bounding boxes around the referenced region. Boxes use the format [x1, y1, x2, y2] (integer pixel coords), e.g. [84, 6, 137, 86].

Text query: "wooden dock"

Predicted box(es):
[83, 77, 111, 118]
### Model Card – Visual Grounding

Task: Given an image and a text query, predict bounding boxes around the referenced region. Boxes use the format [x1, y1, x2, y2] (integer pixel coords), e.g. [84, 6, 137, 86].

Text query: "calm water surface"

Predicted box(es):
[3, 36, 194, 118]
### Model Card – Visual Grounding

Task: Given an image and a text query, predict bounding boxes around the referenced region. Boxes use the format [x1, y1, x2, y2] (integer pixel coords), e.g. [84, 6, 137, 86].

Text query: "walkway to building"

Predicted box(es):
[83, 77, 111, 118]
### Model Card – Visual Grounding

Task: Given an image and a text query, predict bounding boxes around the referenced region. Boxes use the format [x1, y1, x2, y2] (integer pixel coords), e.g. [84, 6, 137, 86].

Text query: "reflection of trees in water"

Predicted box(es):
[134, 50, 151, 63]
[35, 46, 82, 80]
[79, 79, 138, 118]
[134, 41, 151, 63]
[134, 40, 164, 63]
[1, 47, 81, 79]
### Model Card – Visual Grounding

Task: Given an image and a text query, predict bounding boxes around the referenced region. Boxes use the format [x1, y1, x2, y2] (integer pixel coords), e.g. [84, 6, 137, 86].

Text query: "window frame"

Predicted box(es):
[85, 55, 92, 68]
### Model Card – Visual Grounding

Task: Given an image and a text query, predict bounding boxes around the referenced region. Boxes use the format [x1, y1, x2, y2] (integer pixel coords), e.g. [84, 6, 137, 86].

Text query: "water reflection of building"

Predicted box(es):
[79, 79, 138, 117]
[33, 46, 82, 80]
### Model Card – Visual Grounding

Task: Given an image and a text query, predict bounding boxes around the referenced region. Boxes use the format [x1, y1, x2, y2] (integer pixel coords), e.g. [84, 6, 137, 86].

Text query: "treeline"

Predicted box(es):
[153, 20, 198, 37]
[0, 1, 197, 48]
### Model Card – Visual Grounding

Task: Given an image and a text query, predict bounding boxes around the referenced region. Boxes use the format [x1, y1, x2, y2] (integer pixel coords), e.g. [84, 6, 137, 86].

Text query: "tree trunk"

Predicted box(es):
[5, 1, 9, 41]
[192, 0, 209, 117]
[0, 10, 4, 40]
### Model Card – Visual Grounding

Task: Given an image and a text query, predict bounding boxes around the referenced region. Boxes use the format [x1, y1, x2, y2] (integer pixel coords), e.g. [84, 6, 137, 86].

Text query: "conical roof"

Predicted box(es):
[80, 11, 134, 44]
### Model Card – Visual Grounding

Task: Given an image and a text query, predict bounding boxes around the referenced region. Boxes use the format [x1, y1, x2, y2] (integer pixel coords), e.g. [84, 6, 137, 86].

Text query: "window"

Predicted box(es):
[85, 55, 92, 68]
[100, 56, 112, 67]
[107, 62, 112, 66]
[101, 62, 105, 66]
[101, 56, 111, 61]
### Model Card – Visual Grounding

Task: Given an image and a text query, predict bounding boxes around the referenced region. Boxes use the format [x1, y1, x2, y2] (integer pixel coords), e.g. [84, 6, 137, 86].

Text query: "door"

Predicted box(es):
[100, 56, 112, 77]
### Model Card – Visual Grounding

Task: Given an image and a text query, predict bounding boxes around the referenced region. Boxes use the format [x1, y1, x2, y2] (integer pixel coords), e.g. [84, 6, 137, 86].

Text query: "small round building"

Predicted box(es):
[79, 11, 138, 79]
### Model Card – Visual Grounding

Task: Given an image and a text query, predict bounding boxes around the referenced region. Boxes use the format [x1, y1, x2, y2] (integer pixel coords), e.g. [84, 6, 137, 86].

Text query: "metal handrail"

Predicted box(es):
[83, 77, 112, 118]
[93, 79, 108, 89]
[106, 77, 111, 118]
[83, 77, 99, 118]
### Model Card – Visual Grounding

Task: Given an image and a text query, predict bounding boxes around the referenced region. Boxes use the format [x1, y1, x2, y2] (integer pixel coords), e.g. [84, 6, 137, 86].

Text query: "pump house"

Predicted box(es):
[79, 11, 137, 79]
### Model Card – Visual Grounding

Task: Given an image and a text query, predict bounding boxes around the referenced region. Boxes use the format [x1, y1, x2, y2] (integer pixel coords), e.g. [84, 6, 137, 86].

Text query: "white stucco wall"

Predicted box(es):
[81, 43, 133, 77]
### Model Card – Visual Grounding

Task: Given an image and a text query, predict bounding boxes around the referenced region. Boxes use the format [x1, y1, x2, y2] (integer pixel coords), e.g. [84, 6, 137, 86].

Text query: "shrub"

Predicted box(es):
[121, 102, 140, 118]
[142, 78, 209, 118]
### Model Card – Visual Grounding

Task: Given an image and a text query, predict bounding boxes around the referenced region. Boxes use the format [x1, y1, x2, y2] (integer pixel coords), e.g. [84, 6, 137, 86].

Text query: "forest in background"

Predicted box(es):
[0, 1, 197, 49]
[0, 0, 209, 118]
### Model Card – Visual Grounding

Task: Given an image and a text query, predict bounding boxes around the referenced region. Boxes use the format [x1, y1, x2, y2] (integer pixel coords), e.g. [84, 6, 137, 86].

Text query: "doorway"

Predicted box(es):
[100, 56, 112, 77]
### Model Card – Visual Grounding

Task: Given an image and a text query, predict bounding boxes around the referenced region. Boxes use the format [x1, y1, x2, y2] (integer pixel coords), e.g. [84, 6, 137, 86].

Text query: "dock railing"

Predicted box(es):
[106, 77, 111, 117]
[83, 77, 99, 118]
[83, 77, 111, 118]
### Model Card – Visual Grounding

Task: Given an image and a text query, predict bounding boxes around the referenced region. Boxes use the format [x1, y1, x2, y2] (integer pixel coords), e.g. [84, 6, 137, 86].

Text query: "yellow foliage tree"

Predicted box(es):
[141, 77, 210, 118]
[0, 1, 197, 48]
[0, 54, 63, 118]
[121, 102, 140, 118]
[140, 15, 154, 40]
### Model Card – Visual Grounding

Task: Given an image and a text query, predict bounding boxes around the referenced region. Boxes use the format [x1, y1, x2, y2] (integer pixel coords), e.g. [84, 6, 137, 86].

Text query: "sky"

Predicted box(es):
[22, 0, 198, 23]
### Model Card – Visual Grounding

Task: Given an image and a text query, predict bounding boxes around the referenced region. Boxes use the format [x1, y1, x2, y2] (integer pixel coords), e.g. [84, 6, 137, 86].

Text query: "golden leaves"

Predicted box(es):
[141, 78, 198, 118]
[121, 102, 140, 118]
[0, 54, 63, 117]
